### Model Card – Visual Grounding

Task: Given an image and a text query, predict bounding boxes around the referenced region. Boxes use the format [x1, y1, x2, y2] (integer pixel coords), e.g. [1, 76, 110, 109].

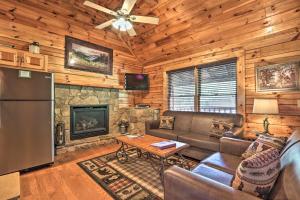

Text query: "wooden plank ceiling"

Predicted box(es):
[0, 0, 130, 52]
[125, 0, 300, 66]
[45, 0, 298, 67]
[0, 0, 299, 66]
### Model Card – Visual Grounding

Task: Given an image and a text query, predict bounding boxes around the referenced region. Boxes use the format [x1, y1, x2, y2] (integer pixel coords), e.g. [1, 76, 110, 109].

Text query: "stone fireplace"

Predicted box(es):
[55, 84, 159, 154]
[70, 105, 109, 140]
[55, 85, 120, 153]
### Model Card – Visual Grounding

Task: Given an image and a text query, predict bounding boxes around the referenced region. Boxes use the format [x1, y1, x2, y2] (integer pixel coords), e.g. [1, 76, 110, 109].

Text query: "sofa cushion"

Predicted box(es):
[192, 164, 234, 186]
[201, 152, 242, 174]
[164, 111, 193, 132]
[146, 129, 178, 140]
[159, 116, 175, 130]
[191, 114, 216, 133]
[242, 134, 287, 159]
[190, 112, 243, 133]
[209, 120, 234, 138]
[178, 133, 220, 152]
[232, 148, 280, 199]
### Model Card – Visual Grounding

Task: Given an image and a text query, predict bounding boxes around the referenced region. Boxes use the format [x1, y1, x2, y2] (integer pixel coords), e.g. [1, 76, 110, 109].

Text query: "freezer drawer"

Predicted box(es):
[0, 101, 53, 175]
[0, 67, 52, 100]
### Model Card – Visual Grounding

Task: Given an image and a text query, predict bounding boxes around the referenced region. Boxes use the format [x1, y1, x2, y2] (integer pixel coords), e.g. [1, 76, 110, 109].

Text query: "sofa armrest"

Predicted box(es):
[145, 120, 160, 131]
[220, 137, 252, 157]
[164, 166, 260, 200]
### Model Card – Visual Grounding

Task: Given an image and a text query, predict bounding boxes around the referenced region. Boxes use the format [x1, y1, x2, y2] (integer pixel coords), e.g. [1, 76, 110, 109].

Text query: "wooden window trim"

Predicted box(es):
[163, 50, 245, 117]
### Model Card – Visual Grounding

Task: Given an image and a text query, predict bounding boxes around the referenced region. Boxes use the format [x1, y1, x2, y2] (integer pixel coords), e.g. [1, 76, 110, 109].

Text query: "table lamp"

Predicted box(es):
[252, 99, 279, 134]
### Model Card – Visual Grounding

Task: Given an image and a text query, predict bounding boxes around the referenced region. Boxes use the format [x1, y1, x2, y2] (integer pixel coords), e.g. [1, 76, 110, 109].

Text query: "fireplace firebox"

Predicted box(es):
[70, 105, 109, 140]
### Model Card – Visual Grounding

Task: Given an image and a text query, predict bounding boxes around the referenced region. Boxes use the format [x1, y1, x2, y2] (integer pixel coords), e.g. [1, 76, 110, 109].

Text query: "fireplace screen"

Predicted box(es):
[70, 105, 109, 140]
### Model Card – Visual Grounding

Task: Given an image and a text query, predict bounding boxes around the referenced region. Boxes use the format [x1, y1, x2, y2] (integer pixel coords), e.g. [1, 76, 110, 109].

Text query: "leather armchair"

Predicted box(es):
[164, 137, 257, 200]
[164, 166, 260, 200]
[164, 129, 300, 200]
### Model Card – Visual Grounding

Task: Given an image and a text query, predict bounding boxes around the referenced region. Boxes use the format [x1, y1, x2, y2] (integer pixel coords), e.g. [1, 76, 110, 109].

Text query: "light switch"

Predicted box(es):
[297, 100, 300, 108]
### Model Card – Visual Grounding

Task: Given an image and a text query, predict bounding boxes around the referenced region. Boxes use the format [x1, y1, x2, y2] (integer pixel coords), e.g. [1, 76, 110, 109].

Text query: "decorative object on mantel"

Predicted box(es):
[256, 61, 300, 92]
[29, 41, 40, 54]
[118, 119, 129, 134]
[65, 36, 113, 75]
[252, 99, 279, 134]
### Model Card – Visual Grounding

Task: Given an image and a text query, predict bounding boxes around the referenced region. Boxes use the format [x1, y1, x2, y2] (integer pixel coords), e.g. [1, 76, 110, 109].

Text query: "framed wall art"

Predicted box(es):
[65, 36, 113, 75]
[256, 61, 300, 92]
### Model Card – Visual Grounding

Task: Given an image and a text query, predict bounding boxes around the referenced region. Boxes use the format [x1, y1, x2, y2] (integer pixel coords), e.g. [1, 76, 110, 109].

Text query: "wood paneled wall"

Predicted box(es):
[140, 0, 300, 136]
[0, 0, 299, 134]
[0, 0, 142, 107]
[244, 35, 300, 136]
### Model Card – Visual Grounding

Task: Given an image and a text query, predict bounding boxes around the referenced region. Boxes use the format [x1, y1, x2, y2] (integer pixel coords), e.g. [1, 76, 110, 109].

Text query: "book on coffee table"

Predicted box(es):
[150, 141, 176, 150]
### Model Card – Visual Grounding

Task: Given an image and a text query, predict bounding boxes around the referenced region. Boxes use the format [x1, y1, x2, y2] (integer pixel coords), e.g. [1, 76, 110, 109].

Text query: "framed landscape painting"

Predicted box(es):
[256, 61, 300, 92]
[65, 36, 113, 75]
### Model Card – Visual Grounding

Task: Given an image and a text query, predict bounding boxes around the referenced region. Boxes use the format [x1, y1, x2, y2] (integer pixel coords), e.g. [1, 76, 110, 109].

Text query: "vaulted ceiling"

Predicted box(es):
[83, 0, 300, 66]
[0, 0, 299, 67]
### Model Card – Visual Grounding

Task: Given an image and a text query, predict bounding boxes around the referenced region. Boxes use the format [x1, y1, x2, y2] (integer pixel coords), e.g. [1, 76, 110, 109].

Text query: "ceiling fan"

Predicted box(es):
[84, 0, 160, 36]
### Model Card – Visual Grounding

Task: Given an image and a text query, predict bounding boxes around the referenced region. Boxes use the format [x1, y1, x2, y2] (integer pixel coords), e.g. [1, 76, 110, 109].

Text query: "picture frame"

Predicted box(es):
[256, 61, 300, 92]
[65, 36, 113, 75]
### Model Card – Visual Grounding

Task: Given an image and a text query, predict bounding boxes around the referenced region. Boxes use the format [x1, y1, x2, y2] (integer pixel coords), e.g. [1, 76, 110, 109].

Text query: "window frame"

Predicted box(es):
[167, 58, 238, 113]
[198, 58, 238, 114]
[167, 67, 196, 112]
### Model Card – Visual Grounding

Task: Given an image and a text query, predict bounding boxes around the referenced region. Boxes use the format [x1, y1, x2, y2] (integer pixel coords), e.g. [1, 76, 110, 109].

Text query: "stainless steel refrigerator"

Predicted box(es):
[0, 67, 54, 175]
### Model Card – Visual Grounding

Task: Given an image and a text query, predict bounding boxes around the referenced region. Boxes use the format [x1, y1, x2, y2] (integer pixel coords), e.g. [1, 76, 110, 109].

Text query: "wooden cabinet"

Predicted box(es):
[20, 52, 48, 71]
[0, 47, 18, 66]
[0, 46, 48, 71]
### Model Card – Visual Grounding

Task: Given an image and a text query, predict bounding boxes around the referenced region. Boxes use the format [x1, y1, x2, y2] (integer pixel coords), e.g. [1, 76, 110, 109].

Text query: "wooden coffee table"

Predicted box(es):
[115, 134, 189, 182]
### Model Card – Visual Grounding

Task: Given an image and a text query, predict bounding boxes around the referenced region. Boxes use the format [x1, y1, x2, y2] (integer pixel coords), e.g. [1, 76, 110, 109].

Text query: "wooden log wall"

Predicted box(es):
[139, 0, 300, 136]
[0, 0, 142, 107]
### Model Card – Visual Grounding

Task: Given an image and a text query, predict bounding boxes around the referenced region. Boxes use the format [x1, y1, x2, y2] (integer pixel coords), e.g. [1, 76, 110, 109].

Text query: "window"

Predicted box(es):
[168, 68, 195, 111]
[168, 59, 237, 113]
[198, 59, 237, 113]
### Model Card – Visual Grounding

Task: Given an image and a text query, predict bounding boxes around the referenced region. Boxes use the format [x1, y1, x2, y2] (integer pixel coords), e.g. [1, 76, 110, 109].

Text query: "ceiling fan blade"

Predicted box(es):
[130, 15, 159, 24]
[127, 27, 137, 36]
[84, 1, 118, 16]
[121, 0, 137, 15]
[95, 19, 115, 29]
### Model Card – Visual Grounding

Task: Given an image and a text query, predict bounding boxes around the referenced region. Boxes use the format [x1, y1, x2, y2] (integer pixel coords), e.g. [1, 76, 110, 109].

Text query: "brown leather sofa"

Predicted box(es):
[145, 111, 244, 160]
[164, 129, 300, 200]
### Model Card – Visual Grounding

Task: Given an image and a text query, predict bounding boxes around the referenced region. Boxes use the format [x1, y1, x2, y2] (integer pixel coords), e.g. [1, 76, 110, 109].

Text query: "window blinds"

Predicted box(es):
[198, 59, 237, 113]
[168, 68, 195, 111]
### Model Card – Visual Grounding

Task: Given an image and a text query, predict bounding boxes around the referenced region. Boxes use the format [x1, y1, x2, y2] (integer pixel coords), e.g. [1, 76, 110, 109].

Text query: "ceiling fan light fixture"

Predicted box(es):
[112, 17, 132, 31]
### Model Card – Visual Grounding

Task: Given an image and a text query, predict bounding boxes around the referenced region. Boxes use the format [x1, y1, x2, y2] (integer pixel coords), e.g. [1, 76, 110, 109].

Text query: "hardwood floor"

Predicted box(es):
[20, 144, 121, 200]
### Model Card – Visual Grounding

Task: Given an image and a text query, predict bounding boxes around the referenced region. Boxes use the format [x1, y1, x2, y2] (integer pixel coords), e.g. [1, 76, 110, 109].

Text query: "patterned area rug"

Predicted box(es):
[78, 148, 198, 200]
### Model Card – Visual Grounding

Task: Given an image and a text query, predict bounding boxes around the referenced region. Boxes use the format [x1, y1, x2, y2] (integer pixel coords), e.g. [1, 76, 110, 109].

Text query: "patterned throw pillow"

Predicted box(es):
[232, 148, 281, 199]
[242, 134, 287, 159]
[159, 116, 175, 130]
[209, 120, 234, 138]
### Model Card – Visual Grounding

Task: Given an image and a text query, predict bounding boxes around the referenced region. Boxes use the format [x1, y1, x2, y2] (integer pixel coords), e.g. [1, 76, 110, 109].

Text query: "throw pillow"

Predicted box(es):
[242, 134, 287, 159]
[232, 148, 281, 199]
[159, 116, 175, 130]
[209, 120, 234, 138]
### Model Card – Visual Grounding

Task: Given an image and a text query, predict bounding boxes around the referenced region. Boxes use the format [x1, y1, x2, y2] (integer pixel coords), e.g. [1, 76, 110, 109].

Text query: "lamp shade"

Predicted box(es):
[253, 99, 279, 114]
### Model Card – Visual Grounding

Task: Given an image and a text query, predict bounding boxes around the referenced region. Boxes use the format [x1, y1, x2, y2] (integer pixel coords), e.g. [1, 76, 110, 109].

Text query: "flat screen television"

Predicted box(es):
[125, 73, 149, 90]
